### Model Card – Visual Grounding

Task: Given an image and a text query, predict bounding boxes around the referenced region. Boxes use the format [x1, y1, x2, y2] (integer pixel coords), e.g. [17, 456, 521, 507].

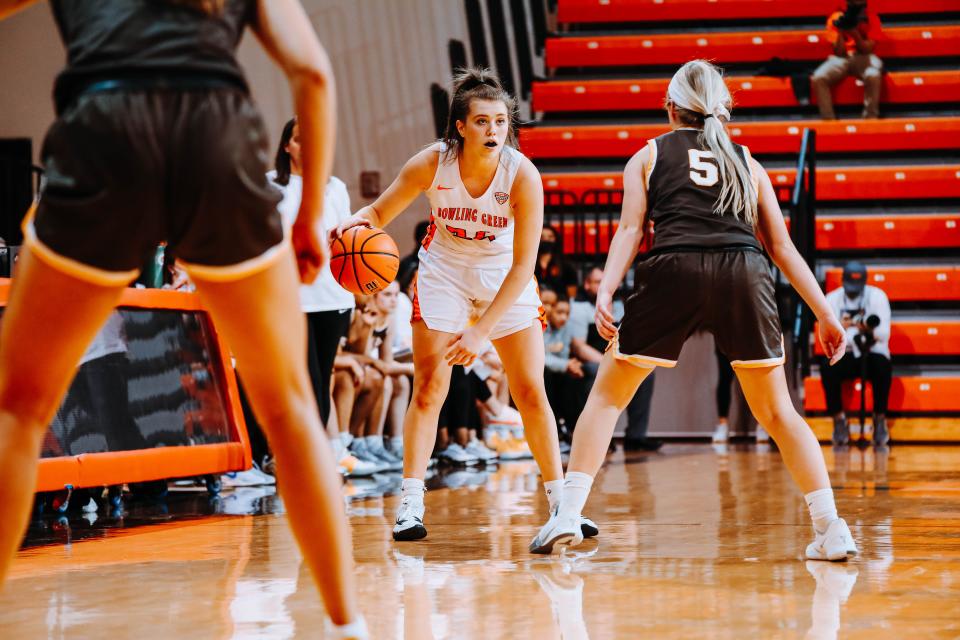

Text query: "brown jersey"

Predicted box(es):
[644, 129, 761, 253]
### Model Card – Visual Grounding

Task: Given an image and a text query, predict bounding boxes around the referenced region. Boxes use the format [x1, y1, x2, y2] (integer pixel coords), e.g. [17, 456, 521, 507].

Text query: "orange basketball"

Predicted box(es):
[329, 226, 400, 295]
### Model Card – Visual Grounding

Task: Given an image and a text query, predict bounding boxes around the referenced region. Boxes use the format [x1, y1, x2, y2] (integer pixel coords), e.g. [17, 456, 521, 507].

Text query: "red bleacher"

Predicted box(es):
[532, 71, 960, 113]
[558, 0, 959, 24]
[521, 117, 960, 158]
[823, 266, 960, 301]
[813, 320, 960, 356]
[804, 376, 960, 412]
[542, 164, 960, 201]
[546, 26, 960, 69]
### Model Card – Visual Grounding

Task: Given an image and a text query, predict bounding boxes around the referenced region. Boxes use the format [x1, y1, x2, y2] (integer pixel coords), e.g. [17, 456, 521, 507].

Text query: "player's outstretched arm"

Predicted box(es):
[594, 146, 649, 341]
[252, 0, 335, 283]
[752, 157, 846, 364]
[331, 148, 437, 239]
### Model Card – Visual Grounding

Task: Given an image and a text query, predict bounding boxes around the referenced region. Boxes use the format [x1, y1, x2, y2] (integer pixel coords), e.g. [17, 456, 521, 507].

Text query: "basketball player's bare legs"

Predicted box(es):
[734, 364, 831, 493]
[491, 323, 564, 484]
[186, 247, 360, 626]
[0, 246, 128, 583]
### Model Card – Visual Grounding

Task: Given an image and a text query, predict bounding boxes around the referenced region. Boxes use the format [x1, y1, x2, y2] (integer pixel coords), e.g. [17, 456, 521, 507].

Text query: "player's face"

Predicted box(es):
[457, 99, 510, 156]
[285, 124, 302, 170]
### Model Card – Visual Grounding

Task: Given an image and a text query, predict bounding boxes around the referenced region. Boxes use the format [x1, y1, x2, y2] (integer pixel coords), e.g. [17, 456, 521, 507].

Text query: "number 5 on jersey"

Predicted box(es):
[688, 149, 719, 187]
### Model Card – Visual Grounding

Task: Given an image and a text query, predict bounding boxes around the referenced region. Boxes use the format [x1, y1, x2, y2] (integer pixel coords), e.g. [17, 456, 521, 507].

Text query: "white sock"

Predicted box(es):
[391, 436, 403, 450]
[544, 479, 564, 511]
[401, 477, 425, 502]
[365, 435, 383, 449]
[327, 616, 369, 640]
[339, 432, 353, 448]
[805, 488, 839, 534]
[559, 472, 594, 519]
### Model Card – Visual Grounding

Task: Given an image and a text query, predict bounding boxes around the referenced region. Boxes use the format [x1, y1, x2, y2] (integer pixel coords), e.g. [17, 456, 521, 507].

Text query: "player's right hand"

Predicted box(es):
[819, 314, 847, 366]
[330, 213, 373, 241]
[594, 289, 618, 341]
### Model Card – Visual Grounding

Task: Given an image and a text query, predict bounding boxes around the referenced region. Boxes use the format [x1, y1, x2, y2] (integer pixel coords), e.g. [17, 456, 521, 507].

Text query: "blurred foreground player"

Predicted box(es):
[533, 60, 858, 562]
[0, 1, 366, 636]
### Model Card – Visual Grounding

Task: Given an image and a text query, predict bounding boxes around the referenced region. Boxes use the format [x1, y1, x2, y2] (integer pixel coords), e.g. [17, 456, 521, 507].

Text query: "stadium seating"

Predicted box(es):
[532, 72, 960, 113]
[541, 0, 960, 434]
[557, 0, 959, 24]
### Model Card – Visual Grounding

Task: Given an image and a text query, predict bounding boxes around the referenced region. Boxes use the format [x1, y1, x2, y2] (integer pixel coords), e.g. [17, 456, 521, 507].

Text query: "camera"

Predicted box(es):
[852, 313, 880, 351]
[833, 5, 865, 30]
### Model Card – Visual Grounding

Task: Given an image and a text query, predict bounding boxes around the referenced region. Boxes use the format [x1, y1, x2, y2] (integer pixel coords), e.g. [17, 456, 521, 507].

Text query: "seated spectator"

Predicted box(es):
[397, 220, 431, 293]
[811, 0, 883, 120]
[332, 296, 401, 471]
[536, 225, 579, 300]
[373, 281, 414, 457]
[820, 261, 892, 446]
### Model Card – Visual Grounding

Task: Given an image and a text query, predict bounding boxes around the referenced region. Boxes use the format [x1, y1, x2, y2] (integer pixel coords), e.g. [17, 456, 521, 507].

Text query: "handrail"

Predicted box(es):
[789, 128, 817, 379]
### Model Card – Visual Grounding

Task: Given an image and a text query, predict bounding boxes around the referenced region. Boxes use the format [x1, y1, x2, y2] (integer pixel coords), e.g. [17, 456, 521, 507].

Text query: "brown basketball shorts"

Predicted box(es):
[27, 88, 284, 284]
[613, 248, 784, 368]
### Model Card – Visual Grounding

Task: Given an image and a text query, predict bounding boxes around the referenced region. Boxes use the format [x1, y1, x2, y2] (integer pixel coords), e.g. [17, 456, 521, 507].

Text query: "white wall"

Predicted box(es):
[0, 0, 472, 255]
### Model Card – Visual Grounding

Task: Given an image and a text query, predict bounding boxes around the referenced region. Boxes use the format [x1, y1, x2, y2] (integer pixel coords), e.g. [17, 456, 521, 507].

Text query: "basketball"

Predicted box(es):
[329, 226, 400, 295]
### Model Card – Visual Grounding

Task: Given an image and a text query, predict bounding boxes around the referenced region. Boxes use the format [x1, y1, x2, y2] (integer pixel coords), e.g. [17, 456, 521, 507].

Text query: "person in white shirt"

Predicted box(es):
[269, 117, 356, 461]
[821, 261, 892, 446]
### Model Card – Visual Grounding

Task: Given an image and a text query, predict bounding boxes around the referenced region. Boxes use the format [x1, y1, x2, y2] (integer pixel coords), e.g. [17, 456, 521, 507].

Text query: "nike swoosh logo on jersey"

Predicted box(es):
[436, 185, 454, 191]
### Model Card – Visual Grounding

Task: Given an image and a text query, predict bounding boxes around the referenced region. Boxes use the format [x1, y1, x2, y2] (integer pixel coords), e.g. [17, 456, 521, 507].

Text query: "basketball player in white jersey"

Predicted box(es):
[333, 68, 597, 546]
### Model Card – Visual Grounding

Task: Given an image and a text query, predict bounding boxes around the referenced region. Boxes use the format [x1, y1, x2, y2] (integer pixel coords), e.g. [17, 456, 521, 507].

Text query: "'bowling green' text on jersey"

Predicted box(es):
[420, 142, 523, 268]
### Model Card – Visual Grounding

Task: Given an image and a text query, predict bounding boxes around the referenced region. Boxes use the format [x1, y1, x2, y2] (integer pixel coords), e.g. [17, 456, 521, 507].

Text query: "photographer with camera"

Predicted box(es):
[811, 0, 884, 120]
[821, 262, 892, 446]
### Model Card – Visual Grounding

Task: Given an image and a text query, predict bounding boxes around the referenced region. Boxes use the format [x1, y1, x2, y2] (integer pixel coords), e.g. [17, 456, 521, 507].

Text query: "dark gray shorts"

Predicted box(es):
[614, 248, 784, 368]
[30, 88, 283, 282]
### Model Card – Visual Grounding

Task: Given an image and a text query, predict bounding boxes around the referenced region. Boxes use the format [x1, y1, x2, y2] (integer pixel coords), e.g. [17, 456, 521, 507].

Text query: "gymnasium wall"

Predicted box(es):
[0, 0, 472, 256]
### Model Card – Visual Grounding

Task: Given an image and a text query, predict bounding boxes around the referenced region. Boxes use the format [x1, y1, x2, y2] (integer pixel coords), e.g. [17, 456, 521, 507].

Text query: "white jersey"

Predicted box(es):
[420, 142, 523, 268]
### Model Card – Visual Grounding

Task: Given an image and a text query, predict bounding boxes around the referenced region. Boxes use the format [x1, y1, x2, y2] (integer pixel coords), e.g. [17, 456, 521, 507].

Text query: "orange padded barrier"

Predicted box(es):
[804, 375, 960, 412]
[521, 118, 960, 158]
[532, 71, 960, 112]
[0, 279, 251, 492]
[824, 266, 960, 302]
[546, 26, 960, 68]
[813, 320, 960, 356]
[558, 0, 959, 24]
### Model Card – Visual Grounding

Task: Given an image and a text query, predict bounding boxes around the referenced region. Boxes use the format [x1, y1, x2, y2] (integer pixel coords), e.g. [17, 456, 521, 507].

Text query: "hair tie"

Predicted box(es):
[702, 113, 714, 119]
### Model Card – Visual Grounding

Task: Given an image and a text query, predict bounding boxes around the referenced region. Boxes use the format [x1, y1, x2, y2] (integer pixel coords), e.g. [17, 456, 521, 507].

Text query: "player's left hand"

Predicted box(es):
[594, 289, 618, 341]
[445, 326, 486, 367]
[292, 212, 329, 284]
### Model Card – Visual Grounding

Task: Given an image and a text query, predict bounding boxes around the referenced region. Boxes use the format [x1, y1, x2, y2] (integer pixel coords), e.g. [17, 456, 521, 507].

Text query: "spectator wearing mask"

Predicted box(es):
[536, 225, 579, 300]
[821, 261, 892, 446]
[811, 0, 884, 120]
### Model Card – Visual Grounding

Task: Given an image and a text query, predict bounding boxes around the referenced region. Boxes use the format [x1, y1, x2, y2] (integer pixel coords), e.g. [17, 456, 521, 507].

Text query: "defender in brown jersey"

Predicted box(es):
[533, 60, 859, 562]
[0, 1, 366, 636]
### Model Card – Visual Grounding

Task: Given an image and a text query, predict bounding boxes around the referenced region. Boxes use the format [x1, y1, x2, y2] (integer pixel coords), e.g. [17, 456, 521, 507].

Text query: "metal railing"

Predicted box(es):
[788, 128, 817, 379]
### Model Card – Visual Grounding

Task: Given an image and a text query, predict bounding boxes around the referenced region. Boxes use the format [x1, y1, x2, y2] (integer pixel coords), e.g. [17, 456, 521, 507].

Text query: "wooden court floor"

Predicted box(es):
[2, 444, 959, 638]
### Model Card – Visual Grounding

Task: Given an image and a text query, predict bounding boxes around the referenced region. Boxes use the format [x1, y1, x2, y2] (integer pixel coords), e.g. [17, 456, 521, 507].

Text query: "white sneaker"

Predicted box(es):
[222, 468, 273, 487]
[755, 426, 770, 443]
[339, 451, 379, 478]
[529, 507, 584, 554]
[580, 515, 599, 538]
[464, 439, 499, 462]
[439, 443, 480, 466]
[392, 496, 427, 541]
[487, 405, 523, 429]
[712, 423, 729, 443]
[350, 439, 390, 473]
[806, 518, 858, 562]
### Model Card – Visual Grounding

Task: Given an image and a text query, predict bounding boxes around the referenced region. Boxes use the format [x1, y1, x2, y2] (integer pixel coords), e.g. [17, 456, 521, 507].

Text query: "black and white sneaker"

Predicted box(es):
[580, 516, 599, 538]
[530, 508, 583, 554]
[392, 497, 427, 541]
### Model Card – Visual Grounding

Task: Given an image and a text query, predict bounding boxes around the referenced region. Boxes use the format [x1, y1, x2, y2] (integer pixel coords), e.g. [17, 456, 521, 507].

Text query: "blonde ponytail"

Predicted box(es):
[666, 60, 757, 225]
